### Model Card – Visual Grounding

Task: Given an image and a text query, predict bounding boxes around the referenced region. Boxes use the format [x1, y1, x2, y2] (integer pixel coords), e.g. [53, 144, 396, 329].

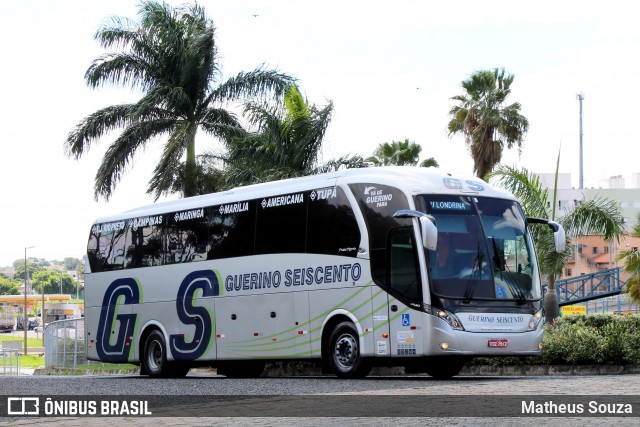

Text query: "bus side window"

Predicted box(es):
[165, 213, 208, 264]
[255, 192, 306, 255]
[125, 222, 163, 268]
[208, 204, 255, 260]
[388, 227, 421, 302]
[307, 187, 360, 257]
[98, 225, 126, 271]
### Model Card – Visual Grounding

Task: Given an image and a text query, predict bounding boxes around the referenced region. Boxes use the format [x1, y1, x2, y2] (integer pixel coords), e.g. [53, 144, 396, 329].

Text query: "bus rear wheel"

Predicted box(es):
[325, 321, 371, 379]
[142, 330, 189, 378]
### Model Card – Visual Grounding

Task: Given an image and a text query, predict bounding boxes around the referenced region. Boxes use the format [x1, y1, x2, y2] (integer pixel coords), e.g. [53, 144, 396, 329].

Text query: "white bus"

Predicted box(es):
[84, 167, 564, 378]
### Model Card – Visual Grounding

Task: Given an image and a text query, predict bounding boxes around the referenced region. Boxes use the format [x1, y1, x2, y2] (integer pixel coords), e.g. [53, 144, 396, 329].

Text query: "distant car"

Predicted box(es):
[16, 317, 38, 331]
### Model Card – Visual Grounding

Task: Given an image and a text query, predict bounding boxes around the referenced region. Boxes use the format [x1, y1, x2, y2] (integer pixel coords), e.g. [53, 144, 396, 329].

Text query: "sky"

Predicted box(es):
[1, 0, 639, 267]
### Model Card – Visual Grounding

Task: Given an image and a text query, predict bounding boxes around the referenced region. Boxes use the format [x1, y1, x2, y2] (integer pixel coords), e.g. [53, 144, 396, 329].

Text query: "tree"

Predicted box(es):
[156, 153, 224, 196]
[0, 277, 20, 295]
[617, 213, 640, 303]
[448, 68, 528, 179]
[419, 158, 439, 168]
[63, 257, 81, 271]
[65, 1, 295, 200]
[367, 138, 438, 167]
[220, 86, 363, 187]
[31, 270, 77, 295]
[13, 263, 44, 282]
[488, 164, 625, 321]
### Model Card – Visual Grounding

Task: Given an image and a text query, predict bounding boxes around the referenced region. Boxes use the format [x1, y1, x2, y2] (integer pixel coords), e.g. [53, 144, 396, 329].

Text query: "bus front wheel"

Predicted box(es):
[142, 330, 189, 378]
[325, 321, 371, 379]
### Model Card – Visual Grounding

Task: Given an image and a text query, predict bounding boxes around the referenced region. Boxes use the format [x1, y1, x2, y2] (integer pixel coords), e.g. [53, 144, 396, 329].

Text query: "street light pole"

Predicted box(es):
[24, 246, 35, 356]
[576, 93, 585, 190]
[42, 285, 45, 347]
[59, 270, 63, 294]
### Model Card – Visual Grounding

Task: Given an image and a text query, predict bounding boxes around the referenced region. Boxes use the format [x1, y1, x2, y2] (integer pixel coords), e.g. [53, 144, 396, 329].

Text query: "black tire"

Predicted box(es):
[141, 330, 190, 378]
[424, 356, 468, 380]
[142, 330, 169, 378]
[167, 364, 191, 378]
[325, 321, 371, 379]
[217, 361, 265, 378]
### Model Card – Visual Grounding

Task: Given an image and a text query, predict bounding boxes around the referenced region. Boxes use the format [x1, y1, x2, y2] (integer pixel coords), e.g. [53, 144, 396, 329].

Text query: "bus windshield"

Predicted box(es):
[421, 195, 540, 302]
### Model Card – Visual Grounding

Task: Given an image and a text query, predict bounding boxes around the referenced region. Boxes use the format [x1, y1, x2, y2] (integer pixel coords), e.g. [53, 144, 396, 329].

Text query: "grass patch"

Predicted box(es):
[17, 355, 45, 369]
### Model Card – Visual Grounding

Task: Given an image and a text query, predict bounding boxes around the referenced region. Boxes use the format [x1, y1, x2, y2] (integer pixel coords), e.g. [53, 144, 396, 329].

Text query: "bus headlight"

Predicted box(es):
[433, 308, 464, 331]
[526, 310, 543, 331]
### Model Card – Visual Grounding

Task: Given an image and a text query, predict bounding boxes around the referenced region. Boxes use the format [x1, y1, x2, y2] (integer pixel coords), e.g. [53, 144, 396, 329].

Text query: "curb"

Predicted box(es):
[261, 365, 640, 377]
[460, 364, 640, 376]
[34, 367, 140, 375]
[32, 364, 640, 377]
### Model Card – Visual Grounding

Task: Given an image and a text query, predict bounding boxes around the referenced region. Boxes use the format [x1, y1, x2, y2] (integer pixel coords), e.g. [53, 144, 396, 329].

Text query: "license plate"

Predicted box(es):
[488, 339, 508, 348]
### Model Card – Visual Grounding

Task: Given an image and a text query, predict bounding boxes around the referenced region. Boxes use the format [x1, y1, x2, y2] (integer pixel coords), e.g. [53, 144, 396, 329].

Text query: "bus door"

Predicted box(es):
[386, 226, 425, 357]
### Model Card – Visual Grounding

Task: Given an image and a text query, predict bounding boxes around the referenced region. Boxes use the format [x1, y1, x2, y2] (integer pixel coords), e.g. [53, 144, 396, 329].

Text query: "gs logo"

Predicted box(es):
[96, 270, 220, 362]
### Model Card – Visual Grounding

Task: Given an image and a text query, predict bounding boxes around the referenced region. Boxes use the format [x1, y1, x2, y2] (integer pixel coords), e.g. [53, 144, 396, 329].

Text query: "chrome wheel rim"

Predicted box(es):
[334, 333, 358, 368]
[147, 339, 163, 371]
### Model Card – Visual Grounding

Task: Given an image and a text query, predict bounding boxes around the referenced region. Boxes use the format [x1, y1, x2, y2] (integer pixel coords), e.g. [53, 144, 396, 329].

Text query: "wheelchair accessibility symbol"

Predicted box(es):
[401, 313, 410, 327]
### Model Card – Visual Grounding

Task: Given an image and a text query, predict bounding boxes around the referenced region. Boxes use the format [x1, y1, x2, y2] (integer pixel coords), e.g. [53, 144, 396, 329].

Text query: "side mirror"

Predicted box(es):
[549, 221, 566, 253]
[393, 209, 438, 250]
[526, 217, 566, 253]
[420, 216, 438, 251]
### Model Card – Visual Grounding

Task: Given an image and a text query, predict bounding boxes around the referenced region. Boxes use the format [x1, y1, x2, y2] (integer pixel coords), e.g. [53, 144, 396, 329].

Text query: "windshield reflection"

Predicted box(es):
[422, 196, 540, 302]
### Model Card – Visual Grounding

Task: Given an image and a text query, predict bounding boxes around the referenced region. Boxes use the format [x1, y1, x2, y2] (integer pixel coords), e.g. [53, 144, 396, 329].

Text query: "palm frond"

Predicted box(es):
[65, 104, 136, 158]
[561, 198, 625, 241]
[487, 165, 550, 219]
[209, 67, 296, 104]
[95, 118, 176, 200]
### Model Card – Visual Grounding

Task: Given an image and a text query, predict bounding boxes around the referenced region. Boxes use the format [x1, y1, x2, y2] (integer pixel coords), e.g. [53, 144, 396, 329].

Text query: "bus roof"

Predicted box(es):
[92, 167, 515, 224]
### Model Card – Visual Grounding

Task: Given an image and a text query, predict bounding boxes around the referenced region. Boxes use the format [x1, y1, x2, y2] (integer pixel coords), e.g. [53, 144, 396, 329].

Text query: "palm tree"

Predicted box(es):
[65, 1, 294, 200]
[448, 68, 529, 179]
[367, 138, 438, 168]
[617, 213, 640, 303]
[220, 86, 364, 188]
[419, 158, 439, 168]
[489, 164, 625, 321]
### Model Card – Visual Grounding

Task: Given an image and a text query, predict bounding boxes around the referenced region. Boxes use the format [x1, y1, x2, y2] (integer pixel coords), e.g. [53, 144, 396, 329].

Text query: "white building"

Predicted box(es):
[535, 172, 640, 230]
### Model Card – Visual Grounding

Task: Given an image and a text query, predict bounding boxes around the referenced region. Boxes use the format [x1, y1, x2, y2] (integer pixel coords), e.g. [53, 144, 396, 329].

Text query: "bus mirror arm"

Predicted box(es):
[393, 210, 438, 251]
[526, 217, 566, 253]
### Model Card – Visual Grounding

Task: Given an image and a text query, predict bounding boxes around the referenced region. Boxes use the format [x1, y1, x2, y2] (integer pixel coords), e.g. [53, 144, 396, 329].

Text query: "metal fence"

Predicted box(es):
[44, 317, 137, 371]
[0, 346, 20, 375]
[44, 317, 86, 369]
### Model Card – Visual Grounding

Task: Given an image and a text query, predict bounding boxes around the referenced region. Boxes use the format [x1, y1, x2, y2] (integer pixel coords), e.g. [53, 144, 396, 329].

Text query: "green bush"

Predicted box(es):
[472, 314, 640, 366]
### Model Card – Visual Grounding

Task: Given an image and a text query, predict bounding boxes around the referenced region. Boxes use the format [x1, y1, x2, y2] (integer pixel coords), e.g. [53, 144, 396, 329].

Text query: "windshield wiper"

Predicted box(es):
[463, 240, 484, 304]
[502, 268, 527, 305]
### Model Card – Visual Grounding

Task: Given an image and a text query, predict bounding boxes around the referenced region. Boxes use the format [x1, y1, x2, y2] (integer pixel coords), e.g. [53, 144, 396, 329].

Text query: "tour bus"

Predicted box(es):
[84, 167, 565, 378]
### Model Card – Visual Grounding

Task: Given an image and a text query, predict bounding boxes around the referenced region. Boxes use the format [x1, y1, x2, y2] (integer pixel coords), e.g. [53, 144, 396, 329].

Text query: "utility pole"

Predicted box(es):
[577, 93, 585, 189]
[24, 246, 35, 356]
